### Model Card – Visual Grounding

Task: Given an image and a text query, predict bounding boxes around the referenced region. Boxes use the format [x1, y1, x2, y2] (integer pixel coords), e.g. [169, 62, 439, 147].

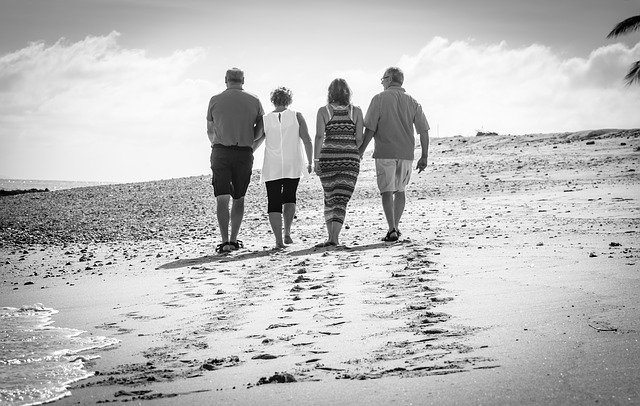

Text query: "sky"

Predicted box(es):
[0, 0, 639, 182]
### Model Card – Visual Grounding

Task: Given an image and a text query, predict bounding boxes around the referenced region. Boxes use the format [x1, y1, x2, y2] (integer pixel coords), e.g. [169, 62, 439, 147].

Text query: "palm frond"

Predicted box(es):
[607, 15, 640, 38]
[624, 60, 640, 86]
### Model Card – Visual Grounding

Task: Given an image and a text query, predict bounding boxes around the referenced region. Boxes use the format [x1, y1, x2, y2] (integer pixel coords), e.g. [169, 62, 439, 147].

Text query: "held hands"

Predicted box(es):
[307, 164, 313, 174]
[416, 156, 428, 173]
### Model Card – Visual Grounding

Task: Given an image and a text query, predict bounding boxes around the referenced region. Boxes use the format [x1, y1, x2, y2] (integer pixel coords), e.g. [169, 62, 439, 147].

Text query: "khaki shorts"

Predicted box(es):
[375, 159, 413, 193]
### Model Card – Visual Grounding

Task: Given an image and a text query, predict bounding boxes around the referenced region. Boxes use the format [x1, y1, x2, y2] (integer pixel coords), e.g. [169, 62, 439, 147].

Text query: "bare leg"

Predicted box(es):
[381, 191, 395, 232]
[325, 220, 332, 243]
[229, 197, 245, 243]
[283, 203, 295, 244]
[314, 219, 332, 247]
[393, 191, 406, 230]
[268, 212, 285, 248]
[216, 195, 231, 243]
[329, 221, 343, 245]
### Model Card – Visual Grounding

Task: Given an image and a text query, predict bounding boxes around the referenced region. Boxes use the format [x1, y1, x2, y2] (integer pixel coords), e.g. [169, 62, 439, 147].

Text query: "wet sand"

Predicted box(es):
[1, 129, 639, 405]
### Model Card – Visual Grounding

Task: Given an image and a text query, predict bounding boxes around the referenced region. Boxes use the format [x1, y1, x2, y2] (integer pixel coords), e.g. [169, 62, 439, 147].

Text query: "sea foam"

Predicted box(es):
[0, 304, 119, 405]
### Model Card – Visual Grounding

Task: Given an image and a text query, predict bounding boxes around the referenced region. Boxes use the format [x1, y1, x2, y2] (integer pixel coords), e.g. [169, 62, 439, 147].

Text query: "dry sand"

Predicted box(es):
[1, 129, 639, 405]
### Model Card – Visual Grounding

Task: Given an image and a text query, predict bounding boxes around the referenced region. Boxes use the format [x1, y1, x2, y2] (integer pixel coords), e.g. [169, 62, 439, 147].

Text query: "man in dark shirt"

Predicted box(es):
[206, 68, 264, 253]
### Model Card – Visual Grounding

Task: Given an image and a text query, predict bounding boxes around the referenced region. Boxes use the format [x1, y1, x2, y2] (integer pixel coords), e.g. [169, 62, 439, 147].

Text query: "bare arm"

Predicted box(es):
[207, 120, 215, 146]
[416, 130, 430, 173]
[297, 112, 313, 173]
[354, 107, 364, 149]
[359, 128, 374, 157]
[314, 108, 327, 173]
[360, 97, 377, 157]
[252, 117, 265, 151]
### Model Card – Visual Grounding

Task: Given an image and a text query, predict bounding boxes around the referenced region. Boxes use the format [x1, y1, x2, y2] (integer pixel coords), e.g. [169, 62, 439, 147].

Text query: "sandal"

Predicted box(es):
[215, 242, 230, 253]
[382, 229, 399, 242]
[228, 240, 244, 250]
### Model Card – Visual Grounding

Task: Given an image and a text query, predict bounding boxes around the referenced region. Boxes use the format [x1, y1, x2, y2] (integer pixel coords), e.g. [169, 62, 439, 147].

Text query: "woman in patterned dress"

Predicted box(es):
[314, 78, 364, 247]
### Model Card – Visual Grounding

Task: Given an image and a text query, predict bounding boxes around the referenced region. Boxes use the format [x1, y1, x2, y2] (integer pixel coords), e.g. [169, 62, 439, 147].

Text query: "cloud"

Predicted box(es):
[1, 33, 638, 182]
[395, 37, 640, 136]
[0, 32, 212, 181]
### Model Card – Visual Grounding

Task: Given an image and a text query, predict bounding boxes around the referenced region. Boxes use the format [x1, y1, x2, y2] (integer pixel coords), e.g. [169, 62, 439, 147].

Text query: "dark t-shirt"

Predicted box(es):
[207, 87, 264, 147]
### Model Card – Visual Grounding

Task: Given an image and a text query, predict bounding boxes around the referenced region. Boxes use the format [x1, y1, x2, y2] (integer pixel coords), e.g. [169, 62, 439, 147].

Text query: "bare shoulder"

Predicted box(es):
[316, 106, 328, 119]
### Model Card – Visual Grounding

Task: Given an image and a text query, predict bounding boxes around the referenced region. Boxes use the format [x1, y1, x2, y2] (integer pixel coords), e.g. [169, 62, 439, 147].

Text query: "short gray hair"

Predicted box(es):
[385, 67, 404, 85]
[225, 68, 244, 83]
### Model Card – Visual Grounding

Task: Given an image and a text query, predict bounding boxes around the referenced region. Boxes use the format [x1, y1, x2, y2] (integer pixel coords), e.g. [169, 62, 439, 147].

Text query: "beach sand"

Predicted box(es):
[1, 129, 639, 405]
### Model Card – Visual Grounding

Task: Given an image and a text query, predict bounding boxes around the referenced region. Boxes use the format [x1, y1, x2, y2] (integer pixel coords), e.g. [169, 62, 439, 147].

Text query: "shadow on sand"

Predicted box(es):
[157, 240, 418, 270]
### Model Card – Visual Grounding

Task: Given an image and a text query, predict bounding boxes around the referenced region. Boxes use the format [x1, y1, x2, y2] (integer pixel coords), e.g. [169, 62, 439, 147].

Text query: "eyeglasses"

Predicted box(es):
[381, 76, 389, 81]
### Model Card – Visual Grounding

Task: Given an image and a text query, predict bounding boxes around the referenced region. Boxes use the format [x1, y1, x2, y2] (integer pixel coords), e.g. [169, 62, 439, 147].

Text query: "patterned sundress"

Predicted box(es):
[317, 105, 360, 224]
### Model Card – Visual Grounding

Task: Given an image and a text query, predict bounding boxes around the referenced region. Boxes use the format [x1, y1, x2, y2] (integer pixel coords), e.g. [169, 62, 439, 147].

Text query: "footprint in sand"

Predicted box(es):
[251, 354, 279, 360]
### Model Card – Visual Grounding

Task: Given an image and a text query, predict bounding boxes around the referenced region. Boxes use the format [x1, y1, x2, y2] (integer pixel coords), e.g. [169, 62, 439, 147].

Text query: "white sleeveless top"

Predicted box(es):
[261, 109, 306, 182]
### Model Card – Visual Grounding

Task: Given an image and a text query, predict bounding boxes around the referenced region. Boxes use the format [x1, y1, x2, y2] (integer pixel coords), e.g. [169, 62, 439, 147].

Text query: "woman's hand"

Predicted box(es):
[307, 164, 313, 174]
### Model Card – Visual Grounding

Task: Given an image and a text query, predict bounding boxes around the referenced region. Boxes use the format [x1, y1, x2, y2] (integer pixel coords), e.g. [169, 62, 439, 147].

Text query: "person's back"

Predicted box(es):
[366, 87, 428, 160]
[262, 109, 304, 182]
[360, 67, 430, 243]
[206, 68, 264, 254]
[208, 88, 263, 148]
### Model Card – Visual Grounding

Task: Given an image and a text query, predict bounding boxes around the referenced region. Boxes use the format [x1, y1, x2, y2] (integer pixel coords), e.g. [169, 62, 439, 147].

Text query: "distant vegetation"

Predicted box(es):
[0, 188, 49, 197]
[476, 131, 498, 137]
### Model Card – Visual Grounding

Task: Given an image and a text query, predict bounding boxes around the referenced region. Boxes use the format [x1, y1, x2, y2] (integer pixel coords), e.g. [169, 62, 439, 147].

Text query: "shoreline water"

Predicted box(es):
[0, 179, 116, 192]
[0, 304, 119, 406]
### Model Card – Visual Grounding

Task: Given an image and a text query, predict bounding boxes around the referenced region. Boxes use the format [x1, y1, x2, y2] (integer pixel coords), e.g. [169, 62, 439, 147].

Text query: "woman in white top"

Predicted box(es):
[255, 87, 313, 249]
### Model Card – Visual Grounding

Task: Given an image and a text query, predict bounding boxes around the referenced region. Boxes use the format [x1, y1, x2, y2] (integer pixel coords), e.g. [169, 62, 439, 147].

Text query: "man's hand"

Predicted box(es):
[416, 156, 428, 173]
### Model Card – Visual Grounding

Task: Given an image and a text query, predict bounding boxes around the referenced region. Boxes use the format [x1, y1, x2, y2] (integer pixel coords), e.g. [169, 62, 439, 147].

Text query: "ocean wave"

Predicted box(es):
[0, 304, 120, 406]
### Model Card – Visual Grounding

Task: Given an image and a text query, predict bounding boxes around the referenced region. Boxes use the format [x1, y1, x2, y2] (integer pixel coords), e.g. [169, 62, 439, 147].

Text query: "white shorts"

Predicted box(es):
[375, 159, 413, 193]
